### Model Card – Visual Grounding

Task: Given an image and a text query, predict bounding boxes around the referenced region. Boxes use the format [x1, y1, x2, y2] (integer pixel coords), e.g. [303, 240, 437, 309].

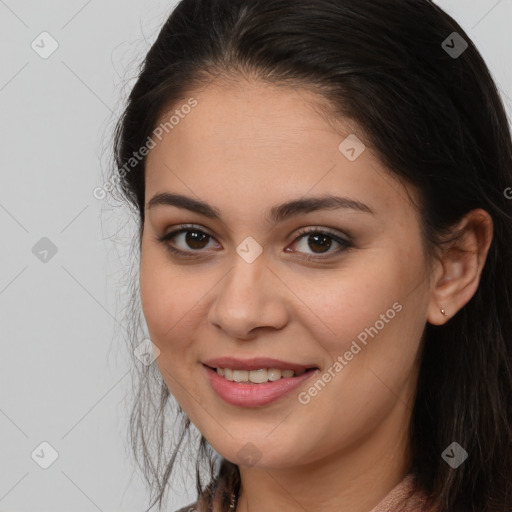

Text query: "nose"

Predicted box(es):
[207, 257, 288, 340]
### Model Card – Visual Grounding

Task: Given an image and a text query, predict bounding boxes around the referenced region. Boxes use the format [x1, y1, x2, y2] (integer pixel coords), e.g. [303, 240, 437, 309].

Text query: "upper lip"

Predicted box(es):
[202, 357, 318, 372]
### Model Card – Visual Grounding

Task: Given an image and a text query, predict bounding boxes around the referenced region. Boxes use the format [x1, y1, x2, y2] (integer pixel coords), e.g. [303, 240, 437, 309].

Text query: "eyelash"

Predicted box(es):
[155, 224, 353, 261]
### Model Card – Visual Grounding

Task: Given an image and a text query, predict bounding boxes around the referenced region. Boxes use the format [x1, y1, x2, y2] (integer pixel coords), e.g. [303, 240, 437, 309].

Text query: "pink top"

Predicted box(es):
[369, 473, 433, 512]
[175, 472, 434, 512]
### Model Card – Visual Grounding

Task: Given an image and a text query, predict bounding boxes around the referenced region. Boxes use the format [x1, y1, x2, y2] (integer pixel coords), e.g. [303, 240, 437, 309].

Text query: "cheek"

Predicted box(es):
[139, 250, 206, 404]
[139, 245, 185, 348]
[298, 258, 404, 351]
[289, 264, 424, 456]
[301, 244, 426, 384]
[139, 245, 211, 362]
[139, 249, 164, 336]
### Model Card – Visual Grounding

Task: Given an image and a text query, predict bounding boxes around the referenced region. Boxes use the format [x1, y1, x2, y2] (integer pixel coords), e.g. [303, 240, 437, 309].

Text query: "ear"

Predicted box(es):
[427, 208, 493, 326]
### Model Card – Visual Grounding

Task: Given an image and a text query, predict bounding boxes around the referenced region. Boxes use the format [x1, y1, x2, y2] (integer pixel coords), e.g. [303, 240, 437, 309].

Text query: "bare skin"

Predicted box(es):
[139, 78, 493, 512]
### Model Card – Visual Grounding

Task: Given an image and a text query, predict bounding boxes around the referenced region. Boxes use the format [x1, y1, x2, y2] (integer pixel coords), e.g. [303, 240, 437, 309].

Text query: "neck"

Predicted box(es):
[233, 401, 413, 512]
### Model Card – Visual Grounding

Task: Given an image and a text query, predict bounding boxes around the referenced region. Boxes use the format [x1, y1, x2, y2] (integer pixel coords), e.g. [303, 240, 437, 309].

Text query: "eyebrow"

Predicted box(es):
[146, 192, 375, 224]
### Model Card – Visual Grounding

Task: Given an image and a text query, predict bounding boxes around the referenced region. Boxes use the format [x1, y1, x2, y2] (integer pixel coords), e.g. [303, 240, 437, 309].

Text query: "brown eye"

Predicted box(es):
[303, 233, 333, 253]
[157, 225, 220, 257]
[288, 228, 352, 259]
[183, 230, 210, 250]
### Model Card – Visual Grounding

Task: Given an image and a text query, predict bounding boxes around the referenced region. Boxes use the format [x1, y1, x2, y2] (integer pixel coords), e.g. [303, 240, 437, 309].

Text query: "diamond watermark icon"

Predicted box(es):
[441, 441, 468, 468]
[236, 236, 263, 264]
[134, 338, 160, 365]
[237, 442, 262, 466]
[441, 32, 468, 59]
[338, 134, 366, 161]
[31, 32, 59, 59]
[31, 441, 59, 469]
[32, 237, 58, 263]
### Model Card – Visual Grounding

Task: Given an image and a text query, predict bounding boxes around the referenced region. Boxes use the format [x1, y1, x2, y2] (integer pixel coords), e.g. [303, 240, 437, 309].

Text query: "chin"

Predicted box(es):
[207, 434, 312, 470]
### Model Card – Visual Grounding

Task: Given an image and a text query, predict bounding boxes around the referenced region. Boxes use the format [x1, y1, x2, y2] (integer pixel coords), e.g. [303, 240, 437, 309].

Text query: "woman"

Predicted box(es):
[109, 0, 512, 510]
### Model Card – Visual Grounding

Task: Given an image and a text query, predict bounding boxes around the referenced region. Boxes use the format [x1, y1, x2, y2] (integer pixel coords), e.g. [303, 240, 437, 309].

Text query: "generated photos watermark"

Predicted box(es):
[298, 301, 403, 405]
[93, 97, 198, 200]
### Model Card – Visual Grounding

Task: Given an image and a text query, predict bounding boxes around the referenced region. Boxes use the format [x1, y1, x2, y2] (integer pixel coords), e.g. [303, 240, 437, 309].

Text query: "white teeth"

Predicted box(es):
[249, 369, 269, 383]
[267, 368, 282, 381]
[215, 367, 307, 383]
[233, 370, 249, 382]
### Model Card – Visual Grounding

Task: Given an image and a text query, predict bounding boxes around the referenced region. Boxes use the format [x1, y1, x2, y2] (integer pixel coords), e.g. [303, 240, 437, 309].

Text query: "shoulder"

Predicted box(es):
[174, 502, 199, 512]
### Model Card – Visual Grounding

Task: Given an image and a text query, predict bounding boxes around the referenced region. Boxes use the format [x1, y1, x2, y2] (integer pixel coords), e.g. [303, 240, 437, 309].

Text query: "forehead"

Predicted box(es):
[149, 79, 352, 161]
[144, 79, 419, 223]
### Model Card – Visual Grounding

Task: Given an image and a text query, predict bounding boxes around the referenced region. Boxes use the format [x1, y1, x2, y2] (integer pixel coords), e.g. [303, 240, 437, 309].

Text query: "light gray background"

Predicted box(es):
[0, 1, 511, 511]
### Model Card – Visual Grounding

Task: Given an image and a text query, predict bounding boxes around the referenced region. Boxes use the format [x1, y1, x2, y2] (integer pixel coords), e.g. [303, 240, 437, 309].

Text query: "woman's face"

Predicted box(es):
[140, 79, 433, 470]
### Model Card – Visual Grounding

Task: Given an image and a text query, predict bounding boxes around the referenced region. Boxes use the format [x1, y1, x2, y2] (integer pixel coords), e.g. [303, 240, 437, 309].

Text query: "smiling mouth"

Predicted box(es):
[205, 365, 318, 384]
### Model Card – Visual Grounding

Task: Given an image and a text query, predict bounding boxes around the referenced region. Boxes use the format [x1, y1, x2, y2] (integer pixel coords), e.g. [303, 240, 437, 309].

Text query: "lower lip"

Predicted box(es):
[203, 364, 319, 407]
